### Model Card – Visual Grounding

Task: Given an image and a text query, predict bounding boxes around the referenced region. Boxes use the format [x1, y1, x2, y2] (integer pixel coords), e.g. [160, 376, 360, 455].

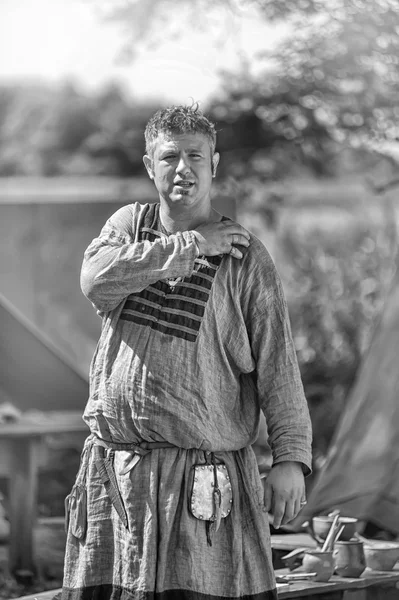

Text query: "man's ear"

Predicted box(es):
[212, 152, 220, 177]
[143, 155, 154, 180]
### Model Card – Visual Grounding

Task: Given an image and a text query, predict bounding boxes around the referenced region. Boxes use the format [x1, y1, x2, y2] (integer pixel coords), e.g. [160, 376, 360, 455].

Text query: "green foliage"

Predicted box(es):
[234, 179, 398, 462]
[0, 82, 159, 176]
[85, 0, 246, 61]
[86, 0, 399, 178]
[208, 0, 399, 178]
[277, 199, 398, 460]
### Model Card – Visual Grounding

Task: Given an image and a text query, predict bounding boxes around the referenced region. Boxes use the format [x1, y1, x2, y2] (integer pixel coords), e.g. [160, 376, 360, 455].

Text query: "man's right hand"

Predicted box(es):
[193, 221, 251, 259]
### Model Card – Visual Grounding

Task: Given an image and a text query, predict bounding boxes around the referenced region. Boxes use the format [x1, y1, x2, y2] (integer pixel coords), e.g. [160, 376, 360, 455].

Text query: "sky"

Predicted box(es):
[0, 0, 286, 103]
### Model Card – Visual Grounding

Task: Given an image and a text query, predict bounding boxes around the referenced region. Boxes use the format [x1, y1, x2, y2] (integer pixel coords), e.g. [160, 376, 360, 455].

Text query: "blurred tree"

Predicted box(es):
[0, 82, 159, 176]
[32, 82, 99, 175]
[88, 0, 399, 179]
[85, 0, 244, 61]
[211, 0, 399, 180]
[279, 199, 398, 460]
[0, 84, 52, 175]
[2, 1, 398, 179]
[82, 84, 159, 176]
[0, 82, 98, 175]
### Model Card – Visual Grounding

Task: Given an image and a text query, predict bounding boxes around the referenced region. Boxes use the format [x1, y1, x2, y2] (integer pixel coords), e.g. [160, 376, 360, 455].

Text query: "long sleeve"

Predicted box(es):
[246, 249, 312, 475]
[80, 204, 199, 313]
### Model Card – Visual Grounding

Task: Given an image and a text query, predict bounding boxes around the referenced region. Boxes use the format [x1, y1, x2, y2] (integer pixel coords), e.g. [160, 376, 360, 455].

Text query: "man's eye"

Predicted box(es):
[163, 155, 176, 160]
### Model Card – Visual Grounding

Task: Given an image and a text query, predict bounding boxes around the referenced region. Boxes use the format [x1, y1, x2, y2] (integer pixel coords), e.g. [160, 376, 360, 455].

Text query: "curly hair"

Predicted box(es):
[144, 103, 217, 157]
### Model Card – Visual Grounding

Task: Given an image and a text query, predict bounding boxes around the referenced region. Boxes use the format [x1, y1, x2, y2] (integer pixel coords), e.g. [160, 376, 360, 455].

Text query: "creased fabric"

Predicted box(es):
[60, 202, 312, 600]
[62, 444, 277, 599]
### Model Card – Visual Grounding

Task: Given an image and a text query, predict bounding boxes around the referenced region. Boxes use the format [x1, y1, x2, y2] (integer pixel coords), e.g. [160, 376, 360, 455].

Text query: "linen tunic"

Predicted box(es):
[60, 202, 312, 600]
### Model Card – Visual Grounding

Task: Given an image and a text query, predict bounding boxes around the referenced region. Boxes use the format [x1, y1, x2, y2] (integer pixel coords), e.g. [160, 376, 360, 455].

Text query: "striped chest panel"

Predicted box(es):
[119, 206, 223, 343]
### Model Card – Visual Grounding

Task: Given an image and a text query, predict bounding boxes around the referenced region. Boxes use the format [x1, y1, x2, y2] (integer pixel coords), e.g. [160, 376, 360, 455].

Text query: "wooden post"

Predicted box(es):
[8, 435, 41, 575]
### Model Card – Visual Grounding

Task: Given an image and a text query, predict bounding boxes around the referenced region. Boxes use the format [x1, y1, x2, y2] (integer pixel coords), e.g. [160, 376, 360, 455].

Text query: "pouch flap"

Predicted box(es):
[190, 464, 232, 521]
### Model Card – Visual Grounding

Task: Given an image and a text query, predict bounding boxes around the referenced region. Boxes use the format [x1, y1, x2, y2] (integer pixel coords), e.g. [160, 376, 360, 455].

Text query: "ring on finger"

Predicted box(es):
[230, 247, 235, 255]
[300, 499, 307, 506]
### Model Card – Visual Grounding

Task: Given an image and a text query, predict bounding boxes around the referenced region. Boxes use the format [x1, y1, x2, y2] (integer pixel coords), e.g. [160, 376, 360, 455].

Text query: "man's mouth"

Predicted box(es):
[174, 181, 194, 189]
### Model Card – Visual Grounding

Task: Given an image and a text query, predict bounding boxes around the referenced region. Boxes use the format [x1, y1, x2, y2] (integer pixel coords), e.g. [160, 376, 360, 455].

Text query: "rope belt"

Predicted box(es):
[93, 436, 177, 453]
[91, 436, 177, 530]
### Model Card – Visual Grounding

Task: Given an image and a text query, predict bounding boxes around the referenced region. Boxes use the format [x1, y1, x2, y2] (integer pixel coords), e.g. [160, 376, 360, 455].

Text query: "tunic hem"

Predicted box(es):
[57, 584, 278, 600]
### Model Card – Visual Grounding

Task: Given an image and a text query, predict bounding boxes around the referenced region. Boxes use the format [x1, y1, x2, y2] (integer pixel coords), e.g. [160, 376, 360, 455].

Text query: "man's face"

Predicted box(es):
[143, 132, 219, 210]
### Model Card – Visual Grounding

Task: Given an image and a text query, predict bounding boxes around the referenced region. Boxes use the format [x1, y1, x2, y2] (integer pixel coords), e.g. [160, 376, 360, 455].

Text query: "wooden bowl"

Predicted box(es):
[312, 516, 359, 541]
[363, 542, 399, 571]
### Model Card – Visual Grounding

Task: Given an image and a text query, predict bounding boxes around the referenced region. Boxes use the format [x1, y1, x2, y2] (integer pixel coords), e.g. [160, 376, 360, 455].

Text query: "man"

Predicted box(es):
[61, 104, 312, 600]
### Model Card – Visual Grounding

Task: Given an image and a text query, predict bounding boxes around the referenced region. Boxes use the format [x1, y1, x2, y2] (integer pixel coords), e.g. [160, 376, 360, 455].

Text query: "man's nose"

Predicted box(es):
[176, 156, 190, 174]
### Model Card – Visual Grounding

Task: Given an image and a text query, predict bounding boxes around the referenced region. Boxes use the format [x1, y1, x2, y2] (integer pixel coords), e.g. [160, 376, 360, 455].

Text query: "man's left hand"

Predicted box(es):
[263, 461, 305, 529]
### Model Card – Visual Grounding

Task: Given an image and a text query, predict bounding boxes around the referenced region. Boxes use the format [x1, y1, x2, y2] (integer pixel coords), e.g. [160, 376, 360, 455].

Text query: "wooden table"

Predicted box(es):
[272, 532, 318, 550]
[14, 567, 399, 600]
[0, 411, 88, 575]
[276, 566, 399, 598]
[271, 533, 399, 598]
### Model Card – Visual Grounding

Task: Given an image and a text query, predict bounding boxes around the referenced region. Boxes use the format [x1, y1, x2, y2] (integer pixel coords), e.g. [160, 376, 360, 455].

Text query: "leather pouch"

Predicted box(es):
[64, 437, 92, 540]
[189, 463, 233, 523]
[64, 483, 87, 540]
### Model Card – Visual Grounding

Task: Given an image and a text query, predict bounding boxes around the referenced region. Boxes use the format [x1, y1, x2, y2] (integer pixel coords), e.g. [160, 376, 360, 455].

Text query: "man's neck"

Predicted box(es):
[159, 203, 221, 234]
